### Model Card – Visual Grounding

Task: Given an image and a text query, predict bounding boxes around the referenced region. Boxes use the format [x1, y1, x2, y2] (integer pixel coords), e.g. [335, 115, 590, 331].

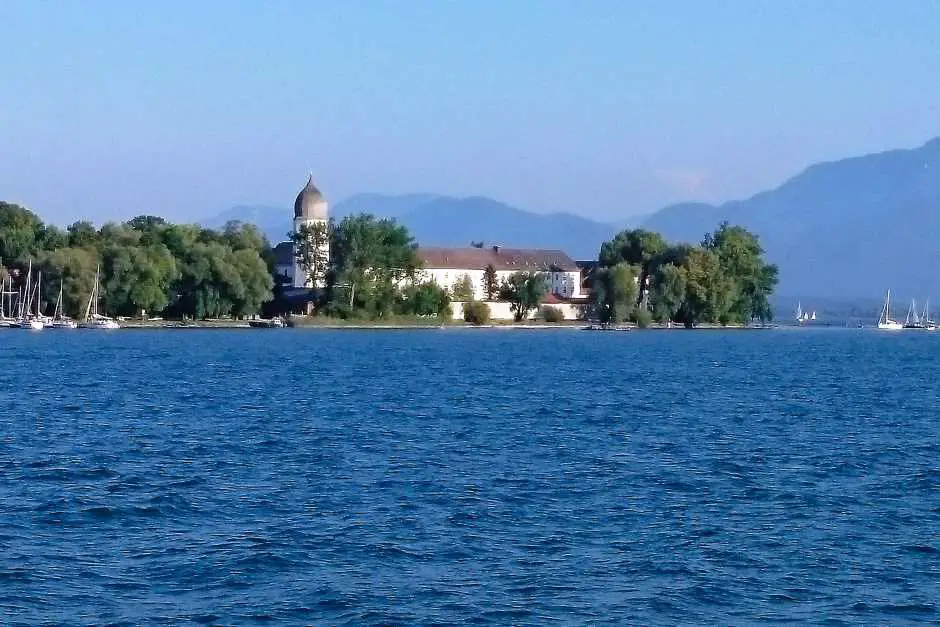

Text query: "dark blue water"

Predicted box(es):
[2, 328, 940, 625]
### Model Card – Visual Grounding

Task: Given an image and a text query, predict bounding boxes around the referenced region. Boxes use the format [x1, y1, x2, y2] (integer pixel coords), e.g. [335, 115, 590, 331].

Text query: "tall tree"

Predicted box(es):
[703, 222, 778, 322]
[328, 214, 420, 318]
[649, 263, 688, 324]
[483, 264, 499, 300]
[597, 229, 667, 308]
[592, 262, 639, 324]
[289, 221, 330, 288]
[451, 273, 475, 301]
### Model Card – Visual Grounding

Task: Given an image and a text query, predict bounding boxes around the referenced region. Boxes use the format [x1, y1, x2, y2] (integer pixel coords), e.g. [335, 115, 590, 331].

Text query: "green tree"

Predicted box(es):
[451, 273, 474, 301]
[649, 263, 688, 323]
[229, 247, 276, 317]
[542, 305, 565, 323]
[703, 222, 778, 322]
[66, 220, 100, 249]
[599, 228, 666, 293]
[483, 264, 499, 300]
[328, 214, 420, 318]
[289, 221, 330, 288]
[400, 280, 451, 317]
[221, 220, 267, 253]
[38, 247, 100, 318]
[631, 306, 653, 328]
[682, 248, 734, 325]
[463, 300, 491, 325]
[36, 224, 68, 251]
[102, 243, 178, 316]
[592, 262, 639, 324]
[0, 202, 42, 262]
[501, 271, 548, 321]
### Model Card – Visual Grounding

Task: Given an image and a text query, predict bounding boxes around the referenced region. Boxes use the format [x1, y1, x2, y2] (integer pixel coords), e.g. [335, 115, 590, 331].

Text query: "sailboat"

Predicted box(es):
[795, 302, 812, 324]
[904, 298, 928, 329]
[13, 262, 44, 330]
[923, 300, 938, 331]
[79, 265, 120, 329]
[877, 289, 903, 330]
[50, 282, 77, 329]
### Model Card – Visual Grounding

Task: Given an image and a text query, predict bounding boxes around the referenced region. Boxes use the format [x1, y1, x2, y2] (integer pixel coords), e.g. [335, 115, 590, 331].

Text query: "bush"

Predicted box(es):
[542, 306, 565, 323]
[632, 306, 653, 328]
[463, 300, 491, 325]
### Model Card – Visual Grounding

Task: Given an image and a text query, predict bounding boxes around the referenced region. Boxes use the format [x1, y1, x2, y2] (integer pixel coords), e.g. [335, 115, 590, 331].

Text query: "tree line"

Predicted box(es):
[0, 202, 273, 319]
[591, 222, 778, 326]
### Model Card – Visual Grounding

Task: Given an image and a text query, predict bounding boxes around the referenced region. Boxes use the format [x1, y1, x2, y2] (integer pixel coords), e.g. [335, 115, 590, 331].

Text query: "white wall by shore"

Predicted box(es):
[450, 301, 589, 321]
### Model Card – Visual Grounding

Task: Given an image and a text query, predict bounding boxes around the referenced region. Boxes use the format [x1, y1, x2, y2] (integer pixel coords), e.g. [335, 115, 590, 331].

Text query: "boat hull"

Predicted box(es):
[79, 320, 120, 329]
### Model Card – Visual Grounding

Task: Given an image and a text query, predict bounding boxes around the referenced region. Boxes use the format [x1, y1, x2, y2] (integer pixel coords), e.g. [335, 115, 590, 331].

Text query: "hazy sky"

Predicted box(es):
[2, 0, 939, 225]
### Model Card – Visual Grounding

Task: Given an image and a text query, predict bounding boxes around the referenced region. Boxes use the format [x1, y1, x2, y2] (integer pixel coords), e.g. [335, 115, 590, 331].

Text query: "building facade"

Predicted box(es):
[413, 245, 584, 301]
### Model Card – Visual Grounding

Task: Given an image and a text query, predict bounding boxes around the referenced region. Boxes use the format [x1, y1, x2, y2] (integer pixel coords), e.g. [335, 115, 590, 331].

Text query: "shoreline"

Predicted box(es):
[110, 319, 778, 331]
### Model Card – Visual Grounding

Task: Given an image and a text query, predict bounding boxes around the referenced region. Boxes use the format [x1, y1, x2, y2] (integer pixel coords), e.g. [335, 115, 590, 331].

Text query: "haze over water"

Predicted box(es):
[2, 329, 939, 624]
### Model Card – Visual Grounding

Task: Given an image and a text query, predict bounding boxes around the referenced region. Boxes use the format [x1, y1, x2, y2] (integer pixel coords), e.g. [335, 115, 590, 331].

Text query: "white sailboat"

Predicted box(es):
[904, 298, 927, 329]
[877, 289, 903, 330]
[796, 302, 813, 324]
[50, 282, 77, 329]
[79, 265, 120, 329]
[13, 261, 44, 330]
[924, 299, 938, 331]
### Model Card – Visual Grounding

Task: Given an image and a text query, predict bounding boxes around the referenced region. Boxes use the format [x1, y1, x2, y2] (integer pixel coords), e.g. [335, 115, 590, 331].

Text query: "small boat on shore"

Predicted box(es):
[248, 317, 285, 328]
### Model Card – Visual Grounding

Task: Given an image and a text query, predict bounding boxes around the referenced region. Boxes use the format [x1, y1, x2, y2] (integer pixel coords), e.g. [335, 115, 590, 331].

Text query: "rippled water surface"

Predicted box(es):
[2, 328, 940, 624]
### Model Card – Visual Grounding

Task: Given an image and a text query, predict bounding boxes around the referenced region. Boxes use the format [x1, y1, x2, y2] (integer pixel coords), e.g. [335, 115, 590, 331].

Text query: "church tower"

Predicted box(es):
[292, 173, 330, 288]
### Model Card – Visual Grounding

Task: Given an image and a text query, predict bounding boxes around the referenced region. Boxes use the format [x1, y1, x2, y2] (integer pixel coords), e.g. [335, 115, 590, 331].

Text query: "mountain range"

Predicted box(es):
[205, 195, 631, 261]
[205, 137, 940, 301]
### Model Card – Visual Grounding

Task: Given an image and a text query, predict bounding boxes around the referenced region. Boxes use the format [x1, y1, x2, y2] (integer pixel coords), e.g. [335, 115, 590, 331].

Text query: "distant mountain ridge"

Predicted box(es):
[206, 194, 629, 259]
[641, 137, 940, 299]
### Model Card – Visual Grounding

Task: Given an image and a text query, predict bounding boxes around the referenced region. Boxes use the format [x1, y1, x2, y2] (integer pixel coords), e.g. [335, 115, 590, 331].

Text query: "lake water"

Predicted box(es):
[2, 328, 940, 625]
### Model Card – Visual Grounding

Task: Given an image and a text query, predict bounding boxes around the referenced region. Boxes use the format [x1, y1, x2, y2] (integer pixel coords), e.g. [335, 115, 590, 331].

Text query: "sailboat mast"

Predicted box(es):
[84, 265, 99, 321]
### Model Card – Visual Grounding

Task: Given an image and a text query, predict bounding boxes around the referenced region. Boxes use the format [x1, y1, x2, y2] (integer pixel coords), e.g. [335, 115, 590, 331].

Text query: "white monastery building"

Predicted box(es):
[273, 174, 590, 317]
[413, 246, 584, 301]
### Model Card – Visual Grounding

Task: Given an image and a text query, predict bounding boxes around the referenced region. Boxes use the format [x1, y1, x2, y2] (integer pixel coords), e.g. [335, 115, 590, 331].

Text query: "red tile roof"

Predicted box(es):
[417, 246, 579, 272]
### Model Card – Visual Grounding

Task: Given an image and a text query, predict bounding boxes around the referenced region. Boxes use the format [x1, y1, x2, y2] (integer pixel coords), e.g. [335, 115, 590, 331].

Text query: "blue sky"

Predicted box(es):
[2, 0, 939, 224]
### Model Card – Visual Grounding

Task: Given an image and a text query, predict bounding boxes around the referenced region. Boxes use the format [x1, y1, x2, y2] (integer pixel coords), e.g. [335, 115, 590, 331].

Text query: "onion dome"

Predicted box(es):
[293, 173, 328, 220]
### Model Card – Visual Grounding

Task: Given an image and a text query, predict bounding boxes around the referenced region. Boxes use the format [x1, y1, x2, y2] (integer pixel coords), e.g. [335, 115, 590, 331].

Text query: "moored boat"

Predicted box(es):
[248, 317, 285, 328]
[877, 289, 903, 330]
[79, 265, 120, 329]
